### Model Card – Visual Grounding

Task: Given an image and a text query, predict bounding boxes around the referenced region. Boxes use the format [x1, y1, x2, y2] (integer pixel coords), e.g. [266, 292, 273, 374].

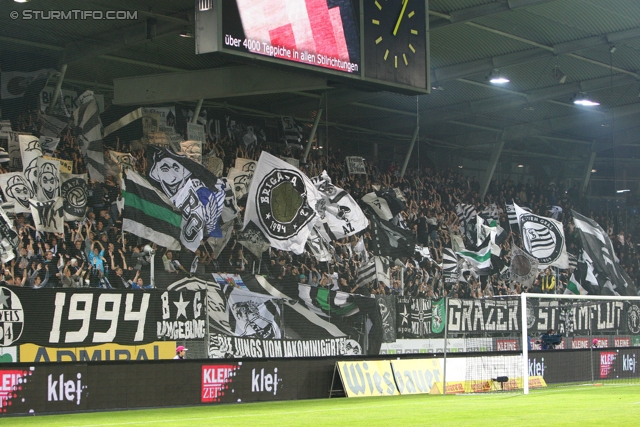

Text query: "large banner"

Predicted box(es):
[337, 360, 399, 397]
[0, 287, 159, 348]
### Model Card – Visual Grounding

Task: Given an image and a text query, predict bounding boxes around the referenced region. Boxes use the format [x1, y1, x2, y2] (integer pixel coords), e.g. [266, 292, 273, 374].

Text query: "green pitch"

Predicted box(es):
[8, 384, 640, 427]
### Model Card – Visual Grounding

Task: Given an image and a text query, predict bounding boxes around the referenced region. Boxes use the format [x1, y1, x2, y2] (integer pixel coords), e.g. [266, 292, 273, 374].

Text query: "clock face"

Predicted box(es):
[363, 0, 427, 89]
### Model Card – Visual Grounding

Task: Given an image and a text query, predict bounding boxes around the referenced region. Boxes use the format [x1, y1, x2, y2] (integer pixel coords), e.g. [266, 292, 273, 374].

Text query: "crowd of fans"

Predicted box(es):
[1, 107, 639, 298]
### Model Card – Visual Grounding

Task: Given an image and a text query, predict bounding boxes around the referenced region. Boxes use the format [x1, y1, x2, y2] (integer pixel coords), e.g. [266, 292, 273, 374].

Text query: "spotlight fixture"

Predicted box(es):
[573, 93, 599, 106]
[617, 189, 630, 193]
[517, 164, 524, 168]
[431, 85, 444, 91]
[591, 169, 597, 173]
[487, 70, 509, 84]
[458, 165, 463, 169]
[14, 0, 30, 3]
[552, 66, 567, 84]
[179, 29, 194, 38]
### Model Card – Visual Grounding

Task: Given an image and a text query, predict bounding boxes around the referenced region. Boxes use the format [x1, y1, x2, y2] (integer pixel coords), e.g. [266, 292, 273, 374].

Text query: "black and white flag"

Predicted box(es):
[442, 248, 459, 284]
[39, 113, 68, 138]
[226, 286, 282, 339]
[0, 204, 19, 263]
[377, 295, 397, 343]
[29, 197, 64, 233]
[227, 157, 256, 205]
[73, 91, 105, 182]
[207, 219, 235, 258]
[515, 202, 568, 268]
[455, 203, 477, 229]
[572, 210, 636, 296]
[356, 256, 390, 288]
[238, 221, 271, 258]
[312, 171, 368, 240]
[19, 135, 42, 195]
[1, 68, 54, 99]
[345, 156, 366, 174]
[368, 213, 416, 259]
[38, 136, 60, 153]
[219, 177, 239, 224]
[480, 203, 501, 222]
[8, 132, 21, 169]
[506, 202, 531, 232]
[510, 244, 539, 287]
[146, 145, 224, 252]
[548, 205, 563, 220]
[362, 192, 393, 220]
[378, 188, 406, 218]
[36, 157, 60, 201]
[281, 116, 303, 144]
[243, 151, 321, 255]
[307, 225, 334, 262]
[60, 173, 88, 221]
[0, 172, 34, 213]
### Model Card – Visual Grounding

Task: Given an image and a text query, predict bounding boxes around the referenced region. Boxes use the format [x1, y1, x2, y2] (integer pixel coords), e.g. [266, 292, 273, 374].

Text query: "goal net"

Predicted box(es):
[437, 293, 640, 394]
[520, 293, 640, 393]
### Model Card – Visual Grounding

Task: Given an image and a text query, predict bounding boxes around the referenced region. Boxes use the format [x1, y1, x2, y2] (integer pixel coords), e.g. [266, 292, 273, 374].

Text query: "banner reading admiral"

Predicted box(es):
[243, 151, 321, 255]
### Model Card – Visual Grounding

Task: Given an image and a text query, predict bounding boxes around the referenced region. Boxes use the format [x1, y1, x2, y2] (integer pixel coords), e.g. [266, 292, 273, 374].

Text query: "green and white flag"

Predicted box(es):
[122, 170, 181, 250]
[456, 238, 491, 269]
[564, 274, 588, 295]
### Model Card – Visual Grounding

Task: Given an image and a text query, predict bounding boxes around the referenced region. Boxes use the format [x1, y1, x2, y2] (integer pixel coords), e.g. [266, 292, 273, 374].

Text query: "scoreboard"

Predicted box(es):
[195, 0, 430, 94]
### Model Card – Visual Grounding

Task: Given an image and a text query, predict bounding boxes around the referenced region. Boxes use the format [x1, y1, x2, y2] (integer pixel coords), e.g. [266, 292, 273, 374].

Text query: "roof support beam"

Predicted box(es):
[480, 131, 505, 200]
[62, 19, 184, 65]
[429, 0, 557, 29]
[432, 25, 640, 84]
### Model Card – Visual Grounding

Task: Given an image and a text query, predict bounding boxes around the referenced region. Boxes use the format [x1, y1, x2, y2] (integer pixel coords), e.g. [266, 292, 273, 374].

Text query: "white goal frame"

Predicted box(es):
[521, 292, 640, 394]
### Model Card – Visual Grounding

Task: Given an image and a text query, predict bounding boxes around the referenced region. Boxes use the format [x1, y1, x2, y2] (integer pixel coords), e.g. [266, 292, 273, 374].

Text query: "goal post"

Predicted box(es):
[521, 292, 640, 394]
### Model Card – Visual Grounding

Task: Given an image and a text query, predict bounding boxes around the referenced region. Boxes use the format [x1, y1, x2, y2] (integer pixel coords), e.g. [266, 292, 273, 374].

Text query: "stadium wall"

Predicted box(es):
[2, 348, 639, 415]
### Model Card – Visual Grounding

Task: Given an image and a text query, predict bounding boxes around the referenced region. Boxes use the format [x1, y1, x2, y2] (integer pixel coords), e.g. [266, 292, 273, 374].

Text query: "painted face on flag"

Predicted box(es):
[39, 162, 59, 200]
[149, 155, 192, 197]
[23, 157, 39, 194]
[6, 175, 33, 209]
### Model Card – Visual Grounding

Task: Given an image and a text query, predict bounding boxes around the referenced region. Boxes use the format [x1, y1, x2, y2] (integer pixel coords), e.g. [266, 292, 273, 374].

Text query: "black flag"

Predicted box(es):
[368, 212, 416, 258]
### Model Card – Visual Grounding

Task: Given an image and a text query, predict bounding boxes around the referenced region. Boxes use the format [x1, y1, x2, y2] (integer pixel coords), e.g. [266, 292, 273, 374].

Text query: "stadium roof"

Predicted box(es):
[1, 0, 639, 196]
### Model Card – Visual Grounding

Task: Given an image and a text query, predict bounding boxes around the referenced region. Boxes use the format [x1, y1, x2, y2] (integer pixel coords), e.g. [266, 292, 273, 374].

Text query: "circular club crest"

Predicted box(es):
[627, 304, 640, 334]
[0, 286, 24, 346]
[256, 168, 315, 241]
[519, 214, 563, 264]
[61, 177, 88, 217]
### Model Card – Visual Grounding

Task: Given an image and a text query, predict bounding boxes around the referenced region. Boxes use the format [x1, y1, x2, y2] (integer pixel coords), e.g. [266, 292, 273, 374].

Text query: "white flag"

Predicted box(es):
[362, 192, 393, 220]
[312, 171, 368, 240]
[243, 151, 321, 255]
[515, 202, 568, 268]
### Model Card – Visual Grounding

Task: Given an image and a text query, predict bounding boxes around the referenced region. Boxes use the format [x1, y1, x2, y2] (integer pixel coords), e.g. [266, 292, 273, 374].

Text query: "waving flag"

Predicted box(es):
[312, 170, 368, 240]
[572, 210, 636, 296]
[122, 171, 181, 251]
[73, 91, 105, 182]
[456, 237, 491, 270]
[515, 202, 568, 268]
[243, 151, 321, 255]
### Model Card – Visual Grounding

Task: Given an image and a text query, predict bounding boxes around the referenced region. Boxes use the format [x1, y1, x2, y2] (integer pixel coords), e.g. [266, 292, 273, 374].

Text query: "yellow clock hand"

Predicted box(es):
[393, 0, 409, 36]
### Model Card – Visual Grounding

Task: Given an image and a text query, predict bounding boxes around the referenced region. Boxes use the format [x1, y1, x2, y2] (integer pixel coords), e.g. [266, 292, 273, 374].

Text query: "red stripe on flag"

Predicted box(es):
[270, 24, 297, 51]
[305, 0, 339, 58]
